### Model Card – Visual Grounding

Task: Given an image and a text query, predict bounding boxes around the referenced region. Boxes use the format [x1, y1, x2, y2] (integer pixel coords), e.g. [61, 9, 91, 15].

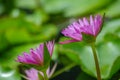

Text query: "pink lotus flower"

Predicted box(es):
[25, 63, 57, 80]
[60, 14, 103, 44]
[16, 41, 55, 66]
[25, 68, 39, 80]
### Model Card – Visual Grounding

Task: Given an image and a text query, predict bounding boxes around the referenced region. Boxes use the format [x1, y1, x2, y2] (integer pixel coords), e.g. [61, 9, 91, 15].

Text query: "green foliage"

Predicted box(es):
[59, 18, 120, 79]
[99, 0, 120, 18]
[0, 0, 120, 79]
[15, 0, 37, 9]
[77, 71, 95, 80]
[0, 67, 21, 80]
[81, 32, 96, 43]
[59, 39, 120, 79]
[40, 0, 112, 17]
[0, 43, 38, 67]
[97, 19, 120, 43]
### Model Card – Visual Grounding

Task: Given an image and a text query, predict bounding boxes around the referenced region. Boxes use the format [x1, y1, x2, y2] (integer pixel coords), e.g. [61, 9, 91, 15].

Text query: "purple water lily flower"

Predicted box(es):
[25, 63, 57, 80]
[16, 40, 55, 66]
[60, 14, 103, 44]
[25, 68, 39, 80]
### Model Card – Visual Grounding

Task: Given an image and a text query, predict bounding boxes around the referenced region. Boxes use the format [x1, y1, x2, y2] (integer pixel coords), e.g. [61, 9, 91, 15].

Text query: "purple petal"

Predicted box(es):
[23, 52, 38, 64]
[38, 43, 44, 60]
[30, 49, 43, 65]
[16, 55, 26, 62]
[94, 15, 102, 36]
[46, 40, 55, 56]
[72, 22, 81, 33]
[83, 18, 89, 26]
[90, 15, 95, 35]
[79, 19, 84, 27]
[25, 68, 38, 80]
[62, 25, 82, 41]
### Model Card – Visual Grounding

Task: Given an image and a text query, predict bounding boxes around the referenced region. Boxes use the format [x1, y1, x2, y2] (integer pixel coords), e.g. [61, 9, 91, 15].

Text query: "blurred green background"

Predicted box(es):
[0, 0, 120, 80]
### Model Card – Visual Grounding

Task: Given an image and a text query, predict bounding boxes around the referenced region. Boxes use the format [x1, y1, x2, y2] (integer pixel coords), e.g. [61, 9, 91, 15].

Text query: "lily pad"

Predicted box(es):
[96, 19, 120, 43]
[0, 43, 39, 67]
[40, 0, 112, 17]
[99, 0, 120, 18]
[15, 0, 37, 9]
[59, 40, 120, 79]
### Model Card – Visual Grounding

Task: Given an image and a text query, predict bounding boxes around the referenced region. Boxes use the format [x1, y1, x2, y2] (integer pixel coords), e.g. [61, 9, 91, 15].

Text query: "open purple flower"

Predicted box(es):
[25, 68, 39, 80]
[16, 40, 55, 66]
[60, 14, 103, 44]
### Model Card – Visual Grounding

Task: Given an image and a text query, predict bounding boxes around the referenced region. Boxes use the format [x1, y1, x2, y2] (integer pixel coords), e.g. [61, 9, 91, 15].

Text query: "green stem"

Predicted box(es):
[43, 71, 48, 80]
[91, 43, 101, 80]
[20, 74, 28, 80]
[50, 63, 76, 79]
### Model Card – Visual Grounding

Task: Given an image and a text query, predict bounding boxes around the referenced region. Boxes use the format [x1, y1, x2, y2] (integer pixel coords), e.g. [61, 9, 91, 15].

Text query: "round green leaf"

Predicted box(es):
[59, 40, 120, 79]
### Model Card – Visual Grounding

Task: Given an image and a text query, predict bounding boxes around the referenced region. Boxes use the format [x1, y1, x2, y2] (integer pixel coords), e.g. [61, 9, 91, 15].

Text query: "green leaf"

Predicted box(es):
[5, 28, 32, 44]
[59, 40, 120, 79]
[99, 0, 120, 18]
[59, 43, 82, 64]
[0, 17, 57, 51]
[0, 32, 8, 52]
[96, 19, 120, 43]
[25, 10, 48, 26]
[15, 0, 37, 9]
[40, 0, 112, 17]
[76, 71, 95, 80]
[40, 0, 69, 13]
[0, 43, 39, 67]
[43, 43, 51, 70]
[64, 0, 112, 17]
[97, 41, 120, 79]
